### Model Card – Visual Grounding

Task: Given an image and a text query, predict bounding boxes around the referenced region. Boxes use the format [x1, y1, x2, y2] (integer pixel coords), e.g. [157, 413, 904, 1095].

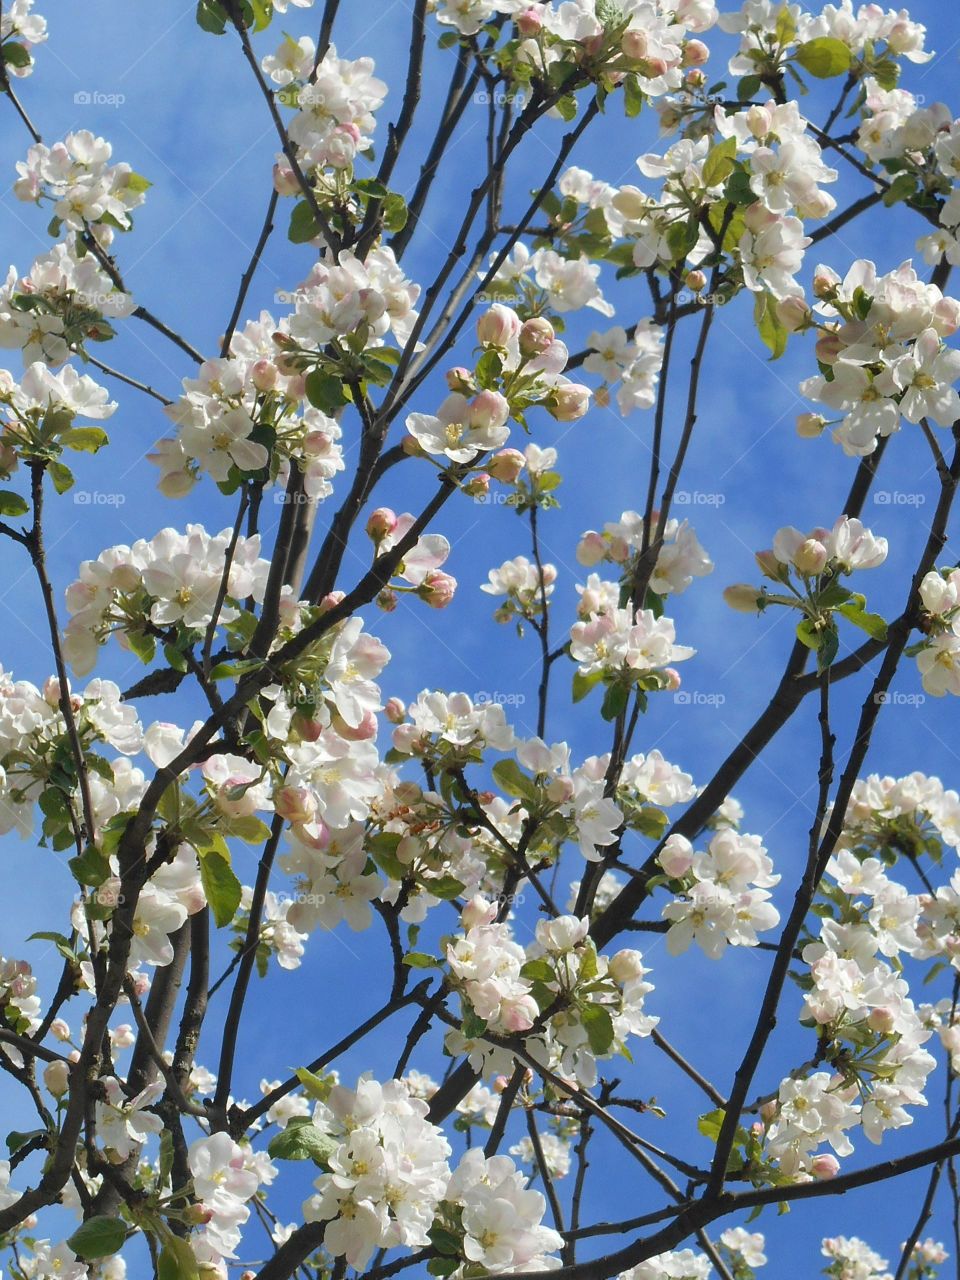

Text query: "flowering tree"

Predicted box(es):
[2, 0, 960, 1278]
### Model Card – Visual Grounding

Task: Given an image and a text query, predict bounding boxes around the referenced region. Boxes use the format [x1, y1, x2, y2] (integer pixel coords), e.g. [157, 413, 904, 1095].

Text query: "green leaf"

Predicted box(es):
[288, 199, 320, 244]
[572, 669, 603, 703]
[197, 850, 242, 927]
[68, 845, 111, 888]
[492, 759, 539, 803]
[521, 958, 555, 983]
[402, 951, 440, 968]
[881, 172, 917, 208]
[697, 1107, 726, 1142]
[67, 1217, 127, 1261]
[48, 461, 75, 494]
[293, 1066, 334, 1101]
[126, 630, 156, 664]
[837, 599, 888, 640]
[775, 6, 798, 44]
[665, 216, 699, 264]
[580, 1002, 615, 1056]
[555, 94, 578, 122]
[753, 292, 788, 360]
[222, 814, 273, 845]
[267, 1118, 338, 1165]
[158, 1237, 200, 1280]
[601, 681, 629, 722]
[125, 172, 152, 195]
[195, 0, 228, 34]
[426, 875, 465, 901]
[702, 136, 738, 188]
[623, 74, 644, 118]
[6, 1128, 42, 1154]
[304, 368, 348, 414]
[794, 37, 853, 78]
[0, 490, 28, 518]
[59, 427, 109, 454]
[2, 42, 32, 68]
[816, 624, 839, 673]
[461, 1007, 488, 1040]
[736, 73, 762, 103]
[383, 192, 408, 232]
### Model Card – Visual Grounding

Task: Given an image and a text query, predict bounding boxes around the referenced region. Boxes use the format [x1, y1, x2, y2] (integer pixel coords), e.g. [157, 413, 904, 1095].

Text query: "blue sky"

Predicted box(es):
[3, 0, 960, 1272]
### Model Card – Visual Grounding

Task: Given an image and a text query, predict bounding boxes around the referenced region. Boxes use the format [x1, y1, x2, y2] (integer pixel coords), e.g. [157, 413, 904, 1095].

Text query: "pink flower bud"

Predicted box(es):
[275, 785, 317, 825]
[332, 709, 378, 741]
[546, 776, 575, 804]
[682, 38, 709, 66]
[546, 382, 590, 422]
[487, 448, 526, 483]
[812, 267, 840, 299]
[366, 506, 398, 542]
[811, 1153, 840, 1180]
[867, 1006, 896, 1034]
[470, 389, 510, 429]
[663, 667, 682, 691]
[760, 1099, 778, 1124]
[755, 549, 787, 581]
[745, 104, 772, 138]
[446, 366, 475, 393]
[477, 303, 521, 348]
[776, 295, 810, 332]
[658, 833, 694, 878]
[462, 894, 498, 930]
[402, 434, 426, 457]
[419, 570, 457, 608]
[685, 269, 707, 293]
[576, 531, 607, 567]
[621, 28, 649, 61]
[273, 162, 300, 196]
[319, 590, 346, 613]
[519, 316, 556, 357]
[464, 472, 490, 498]
[251, 359, 278, 392]
[291, 711, 325, 742]
[51, 1018, 71, 1042]
[794, 538, 828, 576]
[384, 696, 406, 724]
[515, 6, 543, 35]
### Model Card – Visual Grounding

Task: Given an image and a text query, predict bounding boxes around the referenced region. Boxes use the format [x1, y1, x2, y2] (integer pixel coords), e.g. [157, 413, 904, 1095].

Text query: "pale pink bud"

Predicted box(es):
[377, 587, 399, 612]
[477, 303, 521, 348]
[814, 330, 844, 366]
[487, 448, 526, 483]
[607, 535, 630, 565]
[755, 549, 787, 581]
[291, 711, 325, 742]
[684, 67, 707, 89]
[621, 28, 649, 61]
[576, 531, 607, 567]
[663, 667, 682, 691]
[470, 389, 510, 429]
[319, 590, 346, 613]
[612, 185, 648, 220]
[464, 472, 490, 498]
[275, 785, 317, 825]
[402, 433, 426, 457]
[462, 894, 498, 930]
[760, 1099, 778, 1124]
[285, 373, 307, 401]
[812, 267, 841, 299]
[251, 359, 278, 392]
[419, 570, 457, 608]
[384, 697, 406, 724]
[745, 104, 772, 138]
[796, 412, 826, 438]
[682, 38, 709, 66]
[546, 776, 575, 804]
[273, 162, 300, 196]
[794, 538, 828, 576]
[519, 316, 556, 357]
[111, 1023, 136, 1049]
[43, 1060, 70, 1098]
[366, 506, 398, 542]
[685, 269, 707, 293]
[658, 833, 694, 878]
[776, 295, 810, 332]
[50, 1018, 71, 1042]
[811, 1153, 840, 1180]
[867, 1006, 896, 1034]
[42, 676, 64, 708]
[723, 583, 762, 612]
[546, 382, 590, 421]
[446, 366, 475, 393]
[515, 6, 543, 35]
[797, 189, 835, 220]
